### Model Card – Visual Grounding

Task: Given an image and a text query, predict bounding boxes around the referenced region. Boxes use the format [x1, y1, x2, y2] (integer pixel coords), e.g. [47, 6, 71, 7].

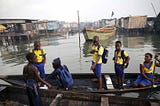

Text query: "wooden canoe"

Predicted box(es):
[0, 73, 160, 95]
[0, 86, 151, 106]
[83, 26, 116, 41]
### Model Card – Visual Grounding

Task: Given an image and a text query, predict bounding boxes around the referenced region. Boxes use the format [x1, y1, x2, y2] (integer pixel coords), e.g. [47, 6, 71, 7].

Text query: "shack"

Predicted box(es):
[154, 12, 160, 34]
[0, 19, 37, 34]
[146, 17, 156, 33]
[118, 16, 147, 34]
[35, 20, 60, 35]
[0, 19, 38, 43]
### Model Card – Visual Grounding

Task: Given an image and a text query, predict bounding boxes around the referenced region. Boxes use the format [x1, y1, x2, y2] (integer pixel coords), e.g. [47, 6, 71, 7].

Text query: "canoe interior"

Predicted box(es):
[0, 73, 136, 90]
[0, 86, 151, 106]
[1, 73, 160, 93]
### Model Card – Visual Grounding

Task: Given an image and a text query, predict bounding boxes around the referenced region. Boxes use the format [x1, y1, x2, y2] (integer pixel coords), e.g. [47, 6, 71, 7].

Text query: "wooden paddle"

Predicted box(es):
[50, 93, 63, 106]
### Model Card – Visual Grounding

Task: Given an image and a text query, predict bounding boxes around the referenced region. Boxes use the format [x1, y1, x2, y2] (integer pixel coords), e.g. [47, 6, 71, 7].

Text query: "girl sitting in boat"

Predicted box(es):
[133, 53, 160, 87]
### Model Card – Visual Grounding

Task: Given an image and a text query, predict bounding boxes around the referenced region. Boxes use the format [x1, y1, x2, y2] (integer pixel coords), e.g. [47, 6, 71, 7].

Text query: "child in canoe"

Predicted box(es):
[133, 53, 160, 87]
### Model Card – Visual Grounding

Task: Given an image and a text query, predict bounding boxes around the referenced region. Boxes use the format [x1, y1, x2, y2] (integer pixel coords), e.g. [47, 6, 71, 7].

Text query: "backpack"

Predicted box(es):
[57, 65, 74, 88]
[121, 50, 129, 68]
[98, 46, 109, 64]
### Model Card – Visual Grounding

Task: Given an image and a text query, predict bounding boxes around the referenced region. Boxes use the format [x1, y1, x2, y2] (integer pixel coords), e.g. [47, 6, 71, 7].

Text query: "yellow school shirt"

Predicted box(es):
[114, 50, 128, 65]
[141, 61, 155, 73]
[92, 45, 104, 64]
[29, 49, 46, 63]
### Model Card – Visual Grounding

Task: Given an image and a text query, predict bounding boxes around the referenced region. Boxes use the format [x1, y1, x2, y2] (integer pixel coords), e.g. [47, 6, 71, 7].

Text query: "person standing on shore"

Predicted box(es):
[90, 36, 104, 90]
[23, 53, 52, 106]
[29, 41, 46, 79]
[113, 41, 130, 89]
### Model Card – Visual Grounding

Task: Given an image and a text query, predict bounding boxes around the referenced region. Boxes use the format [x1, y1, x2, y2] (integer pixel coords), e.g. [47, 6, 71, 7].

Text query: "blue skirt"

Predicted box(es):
[134, 73, 153, 86]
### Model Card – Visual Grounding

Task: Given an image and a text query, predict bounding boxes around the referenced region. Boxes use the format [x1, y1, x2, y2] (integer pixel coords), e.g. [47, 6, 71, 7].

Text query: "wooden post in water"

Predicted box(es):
[77, 10, 81, 48]
[77, 10, 82, 59]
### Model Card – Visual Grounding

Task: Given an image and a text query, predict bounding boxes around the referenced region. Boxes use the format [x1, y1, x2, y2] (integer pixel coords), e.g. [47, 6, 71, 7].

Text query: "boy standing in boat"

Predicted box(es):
[113, 41, 130, 89]
[90, 36, 104, 90]
[133, 53, 160, 87]
[29, 41, 46, 79]
[23, 53, 52, 106]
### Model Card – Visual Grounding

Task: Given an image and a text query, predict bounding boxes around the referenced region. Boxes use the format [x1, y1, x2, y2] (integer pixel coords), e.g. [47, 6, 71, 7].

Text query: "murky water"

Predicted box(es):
[0, 33, 160, 75]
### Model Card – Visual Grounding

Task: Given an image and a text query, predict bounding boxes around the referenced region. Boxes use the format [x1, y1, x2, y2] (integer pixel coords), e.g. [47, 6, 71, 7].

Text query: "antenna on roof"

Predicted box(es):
[151, 2, 157, 17]
[111, 11, 114, 18]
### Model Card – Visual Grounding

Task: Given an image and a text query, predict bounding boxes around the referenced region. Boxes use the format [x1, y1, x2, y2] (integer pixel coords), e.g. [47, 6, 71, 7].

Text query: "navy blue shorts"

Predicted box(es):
[92, 61, 102, 78]
[114, 64, 124, 78]
[34, 63, 46, 79]
[26, 80, 42, 106]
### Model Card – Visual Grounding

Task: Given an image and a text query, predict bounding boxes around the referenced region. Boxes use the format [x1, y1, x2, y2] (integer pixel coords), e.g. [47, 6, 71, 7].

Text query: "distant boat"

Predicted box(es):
[83, 26, 116, 41]
[0, 24, 6, 32]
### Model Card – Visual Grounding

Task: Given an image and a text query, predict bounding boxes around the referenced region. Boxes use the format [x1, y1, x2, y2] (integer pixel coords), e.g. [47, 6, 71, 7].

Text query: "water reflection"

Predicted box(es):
[0, 33, 160, 75]
[83, 35, 115, 57]
[83, 41, 92, 57]
[115, 34, 160, 74]
[0, 40, 30, 66]
[123, 36, 144, 48]
[151, 34, 160, 53]
[0, 34, 72, 66]
[116, 34, 160, 50]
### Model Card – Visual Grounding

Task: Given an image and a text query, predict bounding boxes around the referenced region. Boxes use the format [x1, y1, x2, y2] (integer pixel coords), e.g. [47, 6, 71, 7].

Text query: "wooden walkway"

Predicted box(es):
[0, 33, 30, 37]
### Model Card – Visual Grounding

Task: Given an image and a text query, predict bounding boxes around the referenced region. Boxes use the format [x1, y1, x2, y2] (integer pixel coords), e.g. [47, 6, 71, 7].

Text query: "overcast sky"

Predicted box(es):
[0, 0, 160, 22]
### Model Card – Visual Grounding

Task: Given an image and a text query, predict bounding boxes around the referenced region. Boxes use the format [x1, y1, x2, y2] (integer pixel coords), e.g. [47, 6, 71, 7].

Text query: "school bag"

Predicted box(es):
[98, 46, 109, 64]
[121, 50, 129, 68]
[57, 65, 74, 88]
